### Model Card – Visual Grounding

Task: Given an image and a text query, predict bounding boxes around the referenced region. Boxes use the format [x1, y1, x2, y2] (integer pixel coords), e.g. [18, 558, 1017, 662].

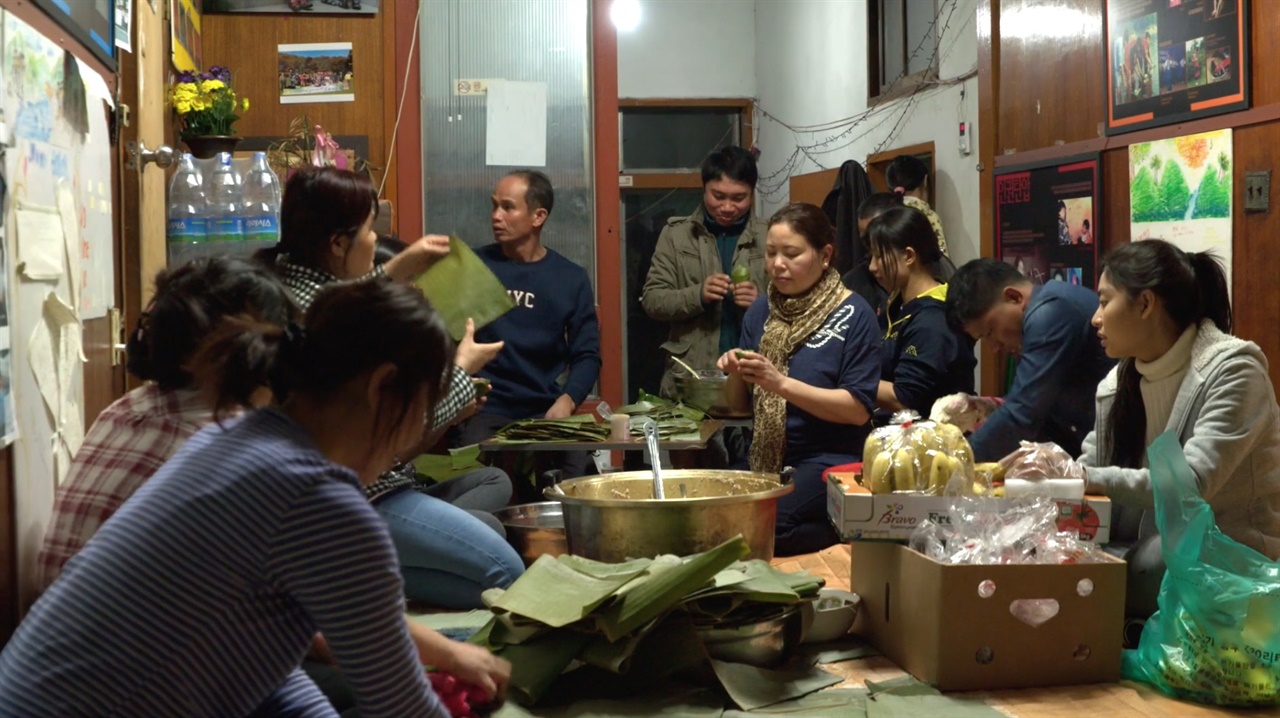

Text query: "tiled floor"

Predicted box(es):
[770, 543, 851, 592]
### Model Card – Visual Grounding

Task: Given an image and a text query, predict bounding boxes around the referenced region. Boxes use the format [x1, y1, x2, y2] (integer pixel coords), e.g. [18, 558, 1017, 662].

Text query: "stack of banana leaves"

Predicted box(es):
[617, 391, 705, 441]
[471, 536, 826, 707]
[489, 392, 706, 444]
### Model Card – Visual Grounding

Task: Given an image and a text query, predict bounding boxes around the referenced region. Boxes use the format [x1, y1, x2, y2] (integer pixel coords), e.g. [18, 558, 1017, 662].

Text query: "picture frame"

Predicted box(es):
[28, 0, 116, 70]
[1104, 0, 1250, 136]
[994, 154, 1102, 290]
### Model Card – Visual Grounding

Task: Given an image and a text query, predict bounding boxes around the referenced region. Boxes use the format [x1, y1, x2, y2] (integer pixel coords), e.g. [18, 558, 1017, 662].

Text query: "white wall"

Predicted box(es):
[616, 0, 756, 98]
[752, 0, 981, 265]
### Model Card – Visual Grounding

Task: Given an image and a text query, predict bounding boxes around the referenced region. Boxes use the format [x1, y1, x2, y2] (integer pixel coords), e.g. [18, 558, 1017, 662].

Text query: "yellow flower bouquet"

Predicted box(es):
[168, 66, 249, 138]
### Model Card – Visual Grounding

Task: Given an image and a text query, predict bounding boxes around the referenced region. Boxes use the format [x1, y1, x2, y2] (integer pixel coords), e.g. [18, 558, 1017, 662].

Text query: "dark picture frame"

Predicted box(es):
[29, 0, 116, 70]
[994, 154, 1102, 290]
[1105, 0, 1249, 136]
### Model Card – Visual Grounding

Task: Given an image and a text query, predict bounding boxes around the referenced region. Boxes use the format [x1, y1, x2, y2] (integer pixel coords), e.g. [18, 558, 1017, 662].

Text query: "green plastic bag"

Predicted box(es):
[1121, 432, 1280, 707]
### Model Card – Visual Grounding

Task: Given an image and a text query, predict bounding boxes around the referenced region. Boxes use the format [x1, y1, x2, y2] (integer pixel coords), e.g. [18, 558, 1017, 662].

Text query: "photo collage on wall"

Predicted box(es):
[1106, 0, 1249, 134]
[995, 156, 1101, 290]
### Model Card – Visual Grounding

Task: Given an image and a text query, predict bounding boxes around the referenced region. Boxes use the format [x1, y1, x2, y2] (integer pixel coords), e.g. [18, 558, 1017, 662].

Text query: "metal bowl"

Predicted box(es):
[696, 605, 805, 668]
[544, 470, 794, 562]
[674, 369, 752, 418]
[493, 502, 567, 566]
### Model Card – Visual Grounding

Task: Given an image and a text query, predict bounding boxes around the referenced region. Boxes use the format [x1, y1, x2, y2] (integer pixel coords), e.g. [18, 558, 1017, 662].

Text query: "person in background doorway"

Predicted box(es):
[948, 258, 1116, 462]
[886, 154, 947, 256]
[642, 147, 768, 398]
[259, 166, 523, 608]
[1082, 240, 1280, 565]
[840, 192, 901, 331]
[0, 281, 508, 717]
[456, 170, 602, 480]
[718, 203, 881, 556]
[866, 207, 976, 421]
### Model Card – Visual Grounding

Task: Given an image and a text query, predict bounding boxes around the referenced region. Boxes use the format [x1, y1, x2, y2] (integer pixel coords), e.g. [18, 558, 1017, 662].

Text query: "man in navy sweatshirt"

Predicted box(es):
[948, 259, 1115, 462]
[457, 170, 602, 476]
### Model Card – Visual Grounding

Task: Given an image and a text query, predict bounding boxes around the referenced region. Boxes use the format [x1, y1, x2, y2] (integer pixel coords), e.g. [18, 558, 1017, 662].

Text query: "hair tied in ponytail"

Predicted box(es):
[893, 186, 906, 195]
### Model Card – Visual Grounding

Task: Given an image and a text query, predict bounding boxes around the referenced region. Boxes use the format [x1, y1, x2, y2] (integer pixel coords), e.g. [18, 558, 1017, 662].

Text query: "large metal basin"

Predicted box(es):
[543, 470, 793, 562]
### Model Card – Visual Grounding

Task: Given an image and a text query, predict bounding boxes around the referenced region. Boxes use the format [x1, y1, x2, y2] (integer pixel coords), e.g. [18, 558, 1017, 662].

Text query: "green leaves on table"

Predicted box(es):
[491, 414, 611, 443]
[618, 391, 706, 441]
[414, 236, 515, 342]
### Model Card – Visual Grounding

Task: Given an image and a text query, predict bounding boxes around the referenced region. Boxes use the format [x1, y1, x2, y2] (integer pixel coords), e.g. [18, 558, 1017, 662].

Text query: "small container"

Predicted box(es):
[610, 413, 631, 441]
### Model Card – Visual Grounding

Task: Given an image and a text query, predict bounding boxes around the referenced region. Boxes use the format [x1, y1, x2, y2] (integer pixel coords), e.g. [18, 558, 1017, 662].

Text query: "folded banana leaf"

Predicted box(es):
[497, 628, 595, 707]
[593, 537, 750, 641]
[489, 553, 651, 628]
[411, 444, 485, 482]
[491, 415, 611, 443]
[415, 236, 515, 342]
[710, 659, 843, 712]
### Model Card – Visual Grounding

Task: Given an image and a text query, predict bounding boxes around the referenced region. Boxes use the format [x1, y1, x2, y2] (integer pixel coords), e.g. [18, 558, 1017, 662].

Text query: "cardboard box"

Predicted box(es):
[827, 472, 1112, 543]
[850, 541, 1126, 691]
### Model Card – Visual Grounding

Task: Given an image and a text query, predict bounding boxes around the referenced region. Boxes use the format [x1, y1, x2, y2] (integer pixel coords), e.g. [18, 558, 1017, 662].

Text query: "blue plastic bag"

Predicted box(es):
[1120, 432, 1280, 707]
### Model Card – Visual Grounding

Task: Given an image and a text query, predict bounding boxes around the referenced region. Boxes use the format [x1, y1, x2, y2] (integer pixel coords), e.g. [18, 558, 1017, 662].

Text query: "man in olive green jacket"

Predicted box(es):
[642, 147, 769, 398]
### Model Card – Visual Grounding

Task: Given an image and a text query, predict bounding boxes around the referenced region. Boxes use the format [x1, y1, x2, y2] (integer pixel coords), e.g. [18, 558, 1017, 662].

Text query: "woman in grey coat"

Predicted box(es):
[1081, 240, 1280, 567]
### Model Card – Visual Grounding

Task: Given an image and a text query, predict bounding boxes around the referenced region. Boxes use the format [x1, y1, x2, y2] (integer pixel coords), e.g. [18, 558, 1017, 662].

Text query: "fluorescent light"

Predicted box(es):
[611, 0, 641, 33]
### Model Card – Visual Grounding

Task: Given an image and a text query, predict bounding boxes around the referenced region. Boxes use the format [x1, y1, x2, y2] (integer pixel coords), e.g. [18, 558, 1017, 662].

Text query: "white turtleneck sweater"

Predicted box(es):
[1136, 324, 1199, 453]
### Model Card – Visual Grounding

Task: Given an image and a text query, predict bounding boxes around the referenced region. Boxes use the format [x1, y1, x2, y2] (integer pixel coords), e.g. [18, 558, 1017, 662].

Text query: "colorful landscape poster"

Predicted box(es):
[1128, 129, 1233, 292]
[1106, 0, 1249, 135]
[995, 155, 1101, 289]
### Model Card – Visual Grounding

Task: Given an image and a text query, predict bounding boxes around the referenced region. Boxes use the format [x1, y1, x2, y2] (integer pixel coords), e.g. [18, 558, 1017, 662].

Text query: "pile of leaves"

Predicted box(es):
[490, 415, 610, 443]
[488, 392, 706, 444]
[617, 391, 705, 441]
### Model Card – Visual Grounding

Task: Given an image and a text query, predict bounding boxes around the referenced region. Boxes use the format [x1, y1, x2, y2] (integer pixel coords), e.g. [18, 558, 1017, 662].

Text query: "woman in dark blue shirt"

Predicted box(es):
[718, 203, 881, 556]
[867, 207, 976, 421]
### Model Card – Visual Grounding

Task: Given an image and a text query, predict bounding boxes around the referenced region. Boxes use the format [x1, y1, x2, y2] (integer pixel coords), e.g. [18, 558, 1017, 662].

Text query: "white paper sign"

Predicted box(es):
[15, 205, 65, 281]
[486, 80, 547, 167]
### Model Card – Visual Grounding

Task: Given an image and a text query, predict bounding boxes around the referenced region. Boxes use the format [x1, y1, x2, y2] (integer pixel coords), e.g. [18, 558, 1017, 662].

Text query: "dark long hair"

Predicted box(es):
[189, 280, 455, 441]
[127, 258, 297, 392]
[1101, 239, 1231, 467]
[256, 166, 379, 271]
[866, 206, 944, 291]
[886, 155, 929, 193]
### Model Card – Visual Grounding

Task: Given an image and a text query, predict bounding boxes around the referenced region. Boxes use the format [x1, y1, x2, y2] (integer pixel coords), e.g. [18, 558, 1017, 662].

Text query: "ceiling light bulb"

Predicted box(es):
[611, 0, 641, 33]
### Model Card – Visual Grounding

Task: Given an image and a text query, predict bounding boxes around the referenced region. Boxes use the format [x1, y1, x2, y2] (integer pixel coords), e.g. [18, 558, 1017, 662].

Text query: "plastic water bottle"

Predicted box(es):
[205, 152, 245, 252]
[241, 152, 282, 256]
[166, 153, 207, 266]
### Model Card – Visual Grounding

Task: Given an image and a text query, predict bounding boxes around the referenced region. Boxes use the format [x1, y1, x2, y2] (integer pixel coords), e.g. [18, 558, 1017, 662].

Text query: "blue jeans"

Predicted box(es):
[375, 488, 524, 609]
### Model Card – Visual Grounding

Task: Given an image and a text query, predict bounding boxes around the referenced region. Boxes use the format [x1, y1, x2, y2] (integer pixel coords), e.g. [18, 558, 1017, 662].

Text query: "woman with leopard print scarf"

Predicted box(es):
[719, 203, 883, 556]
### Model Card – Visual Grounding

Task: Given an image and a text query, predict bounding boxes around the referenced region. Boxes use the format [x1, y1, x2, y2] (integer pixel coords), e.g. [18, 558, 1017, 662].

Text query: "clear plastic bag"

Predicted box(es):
[861, 411, 976, 495]
[1121, 433, 1280, 707]
[908, 492, 1109, 566]
[999, 440, 1086, 481]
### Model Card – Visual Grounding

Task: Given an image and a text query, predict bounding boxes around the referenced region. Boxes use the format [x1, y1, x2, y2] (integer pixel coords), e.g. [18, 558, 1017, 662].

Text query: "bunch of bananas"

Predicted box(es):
[862, 420, 975, 495]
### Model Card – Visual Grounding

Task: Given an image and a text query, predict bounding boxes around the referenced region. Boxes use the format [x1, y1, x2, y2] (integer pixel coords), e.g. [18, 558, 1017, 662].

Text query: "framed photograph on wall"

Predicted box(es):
[204, 0, 379, 15]
[1105, 0, 1249, 135]
[29, 0, 116, 69]
[994, 154, 1102, 290]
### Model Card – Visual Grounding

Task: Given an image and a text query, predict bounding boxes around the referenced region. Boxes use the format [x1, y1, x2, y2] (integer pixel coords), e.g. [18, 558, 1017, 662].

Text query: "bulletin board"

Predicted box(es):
[1, 9, 117, 601]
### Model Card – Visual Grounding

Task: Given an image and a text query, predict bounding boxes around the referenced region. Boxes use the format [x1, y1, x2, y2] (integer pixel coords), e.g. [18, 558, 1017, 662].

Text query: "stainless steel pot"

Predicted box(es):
[673, 369, 752, 418]
[493, 502, 567, 566]
[543, 470, 794, 562]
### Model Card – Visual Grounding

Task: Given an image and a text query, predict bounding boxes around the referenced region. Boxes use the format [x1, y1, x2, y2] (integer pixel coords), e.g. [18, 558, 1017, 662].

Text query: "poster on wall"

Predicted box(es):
[1105, 0, 1249, 135]
[206, 0, 378, 15]
[115, 0, 133, 54]
[1129, 129, 1233, 291]
[171, 0, 202, 73]
[995, 155, 1101, 289]
[278, 43, 354, 104]
[3, 12, 76, 149]
[29, 0, 115, 69]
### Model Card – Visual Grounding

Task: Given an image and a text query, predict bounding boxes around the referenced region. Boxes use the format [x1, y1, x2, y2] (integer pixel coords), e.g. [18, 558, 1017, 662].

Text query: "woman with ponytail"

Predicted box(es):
[1082, 239, 1280, 564]
[1, 280, 507, 716]
[885, 154, 947, 256]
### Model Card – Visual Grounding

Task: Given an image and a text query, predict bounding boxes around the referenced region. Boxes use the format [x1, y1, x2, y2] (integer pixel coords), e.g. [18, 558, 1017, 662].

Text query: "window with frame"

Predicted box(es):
[868, 0, 939, 100]
[618, 100, 752, 400]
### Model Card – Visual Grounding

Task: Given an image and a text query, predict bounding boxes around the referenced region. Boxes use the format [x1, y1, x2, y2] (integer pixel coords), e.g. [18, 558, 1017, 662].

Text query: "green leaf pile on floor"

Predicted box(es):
[473, 536, 832, 708]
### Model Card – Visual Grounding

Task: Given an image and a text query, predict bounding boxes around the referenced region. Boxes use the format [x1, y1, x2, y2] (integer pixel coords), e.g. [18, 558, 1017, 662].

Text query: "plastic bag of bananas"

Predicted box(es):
[861, 411, 978, 496]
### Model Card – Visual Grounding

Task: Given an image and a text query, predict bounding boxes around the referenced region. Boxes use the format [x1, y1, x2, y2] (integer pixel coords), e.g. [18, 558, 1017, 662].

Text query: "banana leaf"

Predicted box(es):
[489, 553, 651, 628]
[411, 444, 485, 482]
[710, 659, 842, 712]
[593, 537, 750, 642]
[492, 415, 611, 443]
[497, 628, 595, 706]
[415, 236, 515, 342]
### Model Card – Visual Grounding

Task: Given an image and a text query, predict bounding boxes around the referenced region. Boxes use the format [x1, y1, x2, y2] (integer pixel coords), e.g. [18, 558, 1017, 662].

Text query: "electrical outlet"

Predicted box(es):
[1245, 171, 1271, 213]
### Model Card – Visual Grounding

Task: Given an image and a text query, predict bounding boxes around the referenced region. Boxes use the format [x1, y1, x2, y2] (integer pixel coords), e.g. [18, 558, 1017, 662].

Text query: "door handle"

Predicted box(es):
[126, 139, 176, 171]
[109, 307, 127, 367]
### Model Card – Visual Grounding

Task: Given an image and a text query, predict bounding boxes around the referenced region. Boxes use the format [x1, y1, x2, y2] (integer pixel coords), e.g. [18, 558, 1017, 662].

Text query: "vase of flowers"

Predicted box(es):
[168, 66, 250, 159]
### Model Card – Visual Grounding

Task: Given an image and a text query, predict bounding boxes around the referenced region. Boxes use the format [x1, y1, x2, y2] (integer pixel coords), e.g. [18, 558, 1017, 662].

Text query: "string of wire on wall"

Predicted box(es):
[754, 0, 973, 199]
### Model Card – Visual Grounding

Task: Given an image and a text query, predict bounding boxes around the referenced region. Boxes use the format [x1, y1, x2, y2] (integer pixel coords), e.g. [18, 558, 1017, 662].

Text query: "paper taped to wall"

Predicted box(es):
[15, 203, 65, 281]
[486, 80, 547, 167]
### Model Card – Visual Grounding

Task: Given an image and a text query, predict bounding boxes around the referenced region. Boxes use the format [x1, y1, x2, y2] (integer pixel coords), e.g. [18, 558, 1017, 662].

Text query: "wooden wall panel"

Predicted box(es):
[202, 9, 397, 229]
[997, 0, 1105, 154]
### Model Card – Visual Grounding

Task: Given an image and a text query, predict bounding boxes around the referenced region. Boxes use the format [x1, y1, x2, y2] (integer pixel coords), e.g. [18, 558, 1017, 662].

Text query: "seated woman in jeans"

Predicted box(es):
[257, 166, 523, 607]
[719, 203, 881, 556]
